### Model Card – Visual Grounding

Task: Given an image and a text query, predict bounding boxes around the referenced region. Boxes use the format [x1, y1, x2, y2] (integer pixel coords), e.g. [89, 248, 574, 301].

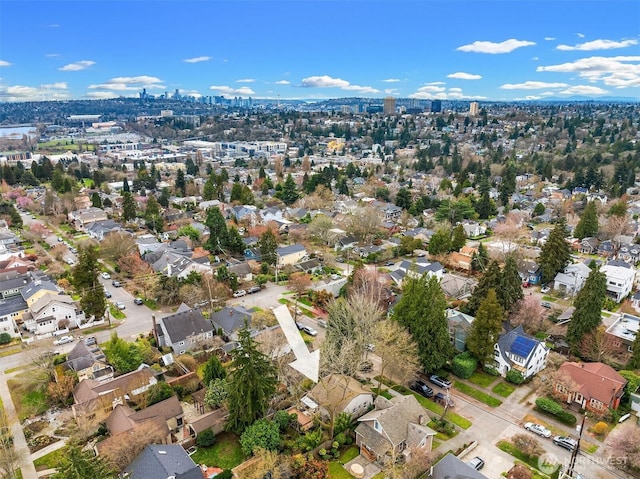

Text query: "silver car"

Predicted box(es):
[525, 422, 552, 438]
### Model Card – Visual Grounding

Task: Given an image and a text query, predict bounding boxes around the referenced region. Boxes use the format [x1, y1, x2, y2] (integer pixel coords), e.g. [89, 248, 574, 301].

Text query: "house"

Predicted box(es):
[518, 260, 542, 285]
[0, 271, 31, 299]
[602, 261, 635, 302]
[20, 280, 59, 306]
[295, 258, 323, 275]
[136, 234, 162, 257]
[228, 262, 253, 282]
[85, 219, 123, 241]
[430, 453, 488, 479]
[598, 240, 616, 258]
[461, 221, 486, 238]
[67, 207, 108, 230]
[335, 235, 359, 252]
[305, 374, 374, 420]
[553, 263, 592, 295]
[605, 313, 639, 358]
[617, 243, 640, 265]
[63, 341, 114, 382]
[447, 246, 475, 272]
[355, 395, 435, 465]
[578, 237, 600, 255]
[276, 244, 307, 267]
[23, 293, 84, 334]
[121, 444, 202, 479]
[187, 407, 228, 439]
[211, 305, 253, 340]
[447, 309, 475, 352]
[72, 366, 157, 422]
[390, 260, 444, 287]
[0, 295, 29, 338]
[156, 304, 214, 355]
[555, 362, 627, 413]
[493, 325, 549, 379]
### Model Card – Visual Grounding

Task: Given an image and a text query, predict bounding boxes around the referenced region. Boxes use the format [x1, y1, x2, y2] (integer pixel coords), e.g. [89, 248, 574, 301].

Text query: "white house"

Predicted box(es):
[305, 374, 374, 420]
[553, 262, 592, 295]
[23, 294, 84, 334]
[493, 326, 549, 380]
[602, 261, 635, 302]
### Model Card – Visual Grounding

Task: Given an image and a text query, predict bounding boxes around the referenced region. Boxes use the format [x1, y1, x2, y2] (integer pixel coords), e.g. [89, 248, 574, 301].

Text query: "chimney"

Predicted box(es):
[418, 414, 425, 425]
[151, 314, 158, 345]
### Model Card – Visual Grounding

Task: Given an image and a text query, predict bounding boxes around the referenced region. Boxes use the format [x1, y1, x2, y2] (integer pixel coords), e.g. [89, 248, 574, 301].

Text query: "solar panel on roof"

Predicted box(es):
[511, 336, 536, 358]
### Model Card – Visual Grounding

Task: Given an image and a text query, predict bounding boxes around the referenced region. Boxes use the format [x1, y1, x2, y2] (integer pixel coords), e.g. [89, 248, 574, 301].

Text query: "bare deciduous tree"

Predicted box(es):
[511, 433, 544, 458]
[0, 408, 24, 479]
[579, 325, 619, 362]
[345, 206, 382, 243]
[385, 446, 437, 479]
[609, 426, 640, 473]
[374, 320, 420, 387]
[509, 296, 547, 334]
[99, 420, 168, 472]
[99, 232, 137, 263]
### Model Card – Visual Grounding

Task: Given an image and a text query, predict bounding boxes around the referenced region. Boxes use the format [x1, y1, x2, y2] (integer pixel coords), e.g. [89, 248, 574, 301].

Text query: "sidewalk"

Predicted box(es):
[0, 371, 38, 479]
[30, 440, 65, 461]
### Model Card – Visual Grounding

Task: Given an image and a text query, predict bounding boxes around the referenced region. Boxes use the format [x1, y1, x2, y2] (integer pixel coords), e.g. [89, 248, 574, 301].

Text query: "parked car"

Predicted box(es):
[553, 436, 577, 451]
[101, 272, 111, 279]
[317, 319, 328, 328]
[53, 336, 73, 346]
[295, 321, 304, 330]
[467, 456, 485, 471]
[232, 289, 246, 298]
[133, 298, 144, 305]
[65, 258, 75, 265]
[429, 374, 452, 389]
[84, 336, 97, 346]
[385, 261, 395, 266]
[541, 301, 552, 309]
[522, 281, 530, 288]
[434, 392, 455, 407]
[525, 422, 552, 438]
[115, 302, 126, 310]
[301, 325, 317, 336]
[410, 380, 434, 398]
[104, 290, 112, 298]
[541, 285, 551, 293]
[247, 286, 261, 294]
[112, 280, 121, 287]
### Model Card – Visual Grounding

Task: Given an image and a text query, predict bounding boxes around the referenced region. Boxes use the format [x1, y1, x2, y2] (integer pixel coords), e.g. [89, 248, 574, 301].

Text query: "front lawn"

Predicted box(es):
[328, 447, 359, 479]
[492, 382, 516, 398]
[454, 381, 502, 407]
[497, 440, 561, 479]
[190, 432, 244, 469]
[33, 446, 68, 470]
[467, 371, 497, 387]
[7, 378, 48, 421]
[109, 305, 126, 320]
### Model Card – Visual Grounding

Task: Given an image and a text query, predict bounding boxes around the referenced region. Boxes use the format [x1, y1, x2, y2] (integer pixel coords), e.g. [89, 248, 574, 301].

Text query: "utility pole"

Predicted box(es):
[566, 414, 586, 478]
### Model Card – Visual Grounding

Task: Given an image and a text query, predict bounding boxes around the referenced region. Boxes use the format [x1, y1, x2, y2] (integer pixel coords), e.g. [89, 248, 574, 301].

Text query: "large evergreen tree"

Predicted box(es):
[628, 331, 640, 370]
[574, 201, 599, 239]
[466, 289, 504, 366]
[500, 255, 524, 312]
[538, 219, 572, 284]
[393, 274, 452, 373]
[280, 174, 299, 206]
[144, 195, 163, 232]
[175, 168, 186, 196]
[466, 260, 502, 315]
[122, 191, 136, 221]
[72, 245, 106, 321]
[567, 267, 606, 354]
[52, 444, 116, 479]
[226, 226, 245, 255]
[451, 224, 467, 251]
[204, 207, 228, 254]
[428, 229, 451, 255]
[259, 230, 278, 266]
[203, 355, 226, 385]
[226, 329, 277, 433]
[471, 242, 489, 272]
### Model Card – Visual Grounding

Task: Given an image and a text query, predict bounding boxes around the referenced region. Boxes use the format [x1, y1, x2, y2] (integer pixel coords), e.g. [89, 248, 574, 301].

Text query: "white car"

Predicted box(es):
[525, 422, 552, 438]
[540, 285, 551, 293]
[53, 336, 73, 346]
[232, 290, 246, 298]
[115, 302, 126, 310]
[101, 272, 111, 279]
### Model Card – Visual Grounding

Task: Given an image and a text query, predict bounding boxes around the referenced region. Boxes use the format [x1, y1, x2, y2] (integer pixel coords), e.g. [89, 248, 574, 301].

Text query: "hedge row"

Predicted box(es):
[535, 397, 577, 425]
[452, 352, 477, 379]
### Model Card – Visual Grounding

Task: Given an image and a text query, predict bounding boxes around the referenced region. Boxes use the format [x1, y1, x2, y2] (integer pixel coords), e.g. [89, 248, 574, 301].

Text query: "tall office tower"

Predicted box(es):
[469, 101, 479, 116]
[430, 100, 442, 112]
[383, 96, 396, 115]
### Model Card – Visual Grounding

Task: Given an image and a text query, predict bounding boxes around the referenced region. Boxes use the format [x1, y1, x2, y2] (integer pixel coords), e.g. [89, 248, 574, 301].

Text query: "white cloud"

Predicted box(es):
[45, 53, 59, 58]
[537, 56, 640, 88]
[180, 89, 202, 98]
[89, 75, 165, 91]
[414, 85, 446, 94]
[525, 96, 542, 100]
[275, 80, 290, 85]
[183, 56, 212, 63]
[209, 85, 255, 96]
[532, 57, 539, 61]
[0, 82, 69, 101]
[0, 60, 11, 67]
[559, 85, 609, 96]
[447, 72, 482, 80]
[557, 39, 638, 51]
[500, 81, 569, 90]
[577, 33, 585, 38]
[59, 60, 95, 71]
[449, 87, 463, 93]
[236, 78, 255, 83]
[544, 37, 556, 41]
[301, 75, 350, 88]
[300, 75, 379, 93]
[409, 85, 485, 100]
[426, 81, 446, 85]
[457, 38, 536, 54]
[86, 91, 118, 99]
[384, 88, 399, 95]
[382, 78, 401, 83]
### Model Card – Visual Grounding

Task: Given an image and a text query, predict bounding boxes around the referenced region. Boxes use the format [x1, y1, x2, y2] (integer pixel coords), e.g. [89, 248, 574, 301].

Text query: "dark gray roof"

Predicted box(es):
[0, 276, 29, 293]
[123, 444, 201, 479]
[431, 453, 488, 479]
[211, 306, 252, 335]
[497, 325, 542, 367]
[20, 281, 58, 301]
[160, 307, 213, 344]
[277, 243, 306, 256]
[0, 295, 27, 316]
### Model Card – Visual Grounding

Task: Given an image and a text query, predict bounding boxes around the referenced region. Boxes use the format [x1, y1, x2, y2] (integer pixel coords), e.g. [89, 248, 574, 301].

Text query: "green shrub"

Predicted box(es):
[217, 471, 233, 479]
[0, 332, 11, 344]
[535, 397, 576, 425]
[484, 366, 500, 376]
[335, 432, 347, 446]
[506, 369, 524, 385]
[196, 429, 215, 447]
[452, 352, 477, 379]
[557, 411, 577, 425]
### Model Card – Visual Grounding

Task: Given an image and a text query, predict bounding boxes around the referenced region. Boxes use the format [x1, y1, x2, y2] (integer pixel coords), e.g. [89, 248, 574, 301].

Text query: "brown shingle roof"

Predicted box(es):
[558, 362, 627, 404]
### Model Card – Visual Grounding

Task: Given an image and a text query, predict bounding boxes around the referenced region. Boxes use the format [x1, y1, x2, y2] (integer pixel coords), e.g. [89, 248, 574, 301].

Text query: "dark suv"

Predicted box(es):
[553, 436, 577, 451]
[410, 380, 434, 398]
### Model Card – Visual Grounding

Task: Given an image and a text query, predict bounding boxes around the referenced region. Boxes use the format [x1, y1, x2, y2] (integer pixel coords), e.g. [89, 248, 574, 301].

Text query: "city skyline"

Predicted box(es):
[1, 0, 639, 103]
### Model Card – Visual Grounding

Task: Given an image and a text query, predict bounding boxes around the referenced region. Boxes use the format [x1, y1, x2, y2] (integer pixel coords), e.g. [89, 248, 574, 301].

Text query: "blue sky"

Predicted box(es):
[1, 1, 639, 102]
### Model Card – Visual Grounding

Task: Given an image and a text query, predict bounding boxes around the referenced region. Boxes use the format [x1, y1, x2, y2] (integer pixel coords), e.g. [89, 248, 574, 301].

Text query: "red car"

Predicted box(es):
[522, 282, 530, 288]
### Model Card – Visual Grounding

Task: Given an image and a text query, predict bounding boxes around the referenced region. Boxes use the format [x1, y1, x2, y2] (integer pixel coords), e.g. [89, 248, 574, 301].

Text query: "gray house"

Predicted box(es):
[122, 444, 202, 479]
[156, 304, 214, 355]
[211, 305, 253, 340]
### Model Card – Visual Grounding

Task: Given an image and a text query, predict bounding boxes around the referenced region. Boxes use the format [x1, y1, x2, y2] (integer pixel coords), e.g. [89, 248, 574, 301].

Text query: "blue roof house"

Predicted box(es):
[492, 326, 549, 380]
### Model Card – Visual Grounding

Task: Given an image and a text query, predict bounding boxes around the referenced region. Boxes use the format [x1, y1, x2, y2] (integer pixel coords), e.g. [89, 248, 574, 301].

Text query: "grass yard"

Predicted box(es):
[7, 378, 48, 421]
[497, 440, 561, 479]
[33, 446, 68, 470]
[142, 298, 158, 310]
[190, 432, 244, 469]
[467, 371, 497, 387]
[454, 381, 502, 407]
[328, 447, 359, 479]
[0, 347, 22, 358]
[109, 304, 126, 320]
[542, 295, 556, 302]
[492, 382, 516, 398]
